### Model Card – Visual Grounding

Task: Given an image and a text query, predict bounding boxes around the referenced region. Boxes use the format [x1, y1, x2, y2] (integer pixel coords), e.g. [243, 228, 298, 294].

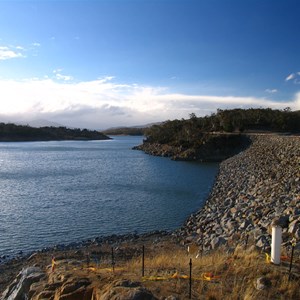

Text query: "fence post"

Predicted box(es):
[111, 247, 115, 272]
[142, 245, 145, 277]
[288, 238, 296, 281]
[189, 258, 192, 299]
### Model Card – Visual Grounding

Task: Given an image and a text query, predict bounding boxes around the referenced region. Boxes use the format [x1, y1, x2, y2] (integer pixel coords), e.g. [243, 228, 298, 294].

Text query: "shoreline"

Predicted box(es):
[0, 231, 174, 294]
[0, 230, 171, 265]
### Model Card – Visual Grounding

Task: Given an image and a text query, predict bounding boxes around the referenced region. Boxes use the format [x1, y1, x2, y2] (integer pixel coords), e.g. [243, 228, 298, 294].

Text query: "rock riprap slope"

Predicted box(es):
[176, 135, 300, 251]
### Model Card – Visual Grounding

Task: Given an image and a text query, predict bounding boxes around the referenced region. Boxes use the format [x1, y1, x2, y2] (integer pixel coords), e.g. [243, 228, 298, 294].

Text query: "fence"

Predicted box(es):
[55, 234, 299, 299]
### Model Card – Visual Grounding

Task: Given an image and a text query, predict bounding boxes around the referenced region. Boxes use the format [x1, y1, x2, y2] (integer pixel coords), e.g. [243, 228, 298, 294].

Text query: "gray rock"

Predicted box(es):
[211, 237, 227, 249]
[271, 215, 289, 228]
[239, 220, 250, 230]
[255, 276, 272, 290]
[294, 228, 300, 239]
[255, 235, 269, 249]
[1, 267, 45, 300]
[100, 281, 157, 300]
[288, 219, 299, 234]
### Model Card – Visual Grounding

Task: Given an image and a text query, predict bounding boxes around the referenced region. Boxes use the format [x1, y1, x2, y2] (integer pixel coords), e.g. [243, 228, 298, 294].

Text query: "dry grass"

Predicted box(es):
[1, 237, 299, 300]
[124, 244, 300, 300]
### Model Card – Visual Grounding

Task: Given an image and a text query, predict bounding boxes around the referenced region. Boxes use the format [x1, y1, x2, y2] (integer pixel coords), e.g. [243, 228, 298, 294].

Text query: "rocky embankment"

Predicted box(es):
[176, 135, 300, 251]
[133, 134, 251, 161]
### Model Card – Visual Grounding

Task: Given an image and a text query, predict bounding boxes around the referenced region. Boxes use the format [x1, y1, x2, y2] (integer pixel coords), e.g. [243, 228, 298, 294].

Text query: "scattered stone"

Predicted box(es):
[100, 280, 157, 300]
[255, 276, 272, 290]
[27, 253, 38, 261]
[288, 219, 299, 234]
[175, 135, 300, 251]
[211, 237, 227, 249]
[271, 215, 289, 228]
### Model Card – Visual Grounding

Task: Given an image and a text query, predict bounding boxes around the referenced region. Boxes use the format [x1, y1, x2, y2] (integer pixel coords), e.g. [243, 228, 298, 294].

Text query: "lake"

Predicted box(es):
[0, 136, 218, 256]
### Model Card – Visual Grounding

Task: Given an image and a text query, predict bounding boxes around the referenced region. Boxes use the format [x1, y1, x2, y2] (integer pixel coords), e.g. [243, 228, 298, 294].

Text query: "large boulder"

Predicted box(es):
[1, 267, 45, 300]
[98, 280, 157, 300]
[54, 278, 92, 300]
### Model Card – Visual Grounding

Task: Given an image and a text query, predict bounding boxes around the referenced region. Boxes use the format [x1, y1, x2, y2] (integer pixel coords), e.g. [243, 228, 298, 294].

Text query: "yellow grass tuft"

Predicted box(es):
[123, 244, 300, 299]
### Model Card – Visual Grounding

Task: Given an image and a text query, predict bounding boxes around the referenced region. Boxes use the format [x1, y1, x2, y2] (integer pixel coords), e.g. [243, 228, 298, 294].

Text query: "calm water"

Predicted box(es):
[0, 136, 218, 256]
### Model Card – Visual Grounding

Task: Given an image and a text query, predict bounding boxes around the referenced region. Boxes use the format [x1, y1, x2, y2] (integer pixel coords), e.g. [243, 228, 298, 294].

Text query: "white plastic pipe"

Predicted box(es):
[271, 225, 282, 265]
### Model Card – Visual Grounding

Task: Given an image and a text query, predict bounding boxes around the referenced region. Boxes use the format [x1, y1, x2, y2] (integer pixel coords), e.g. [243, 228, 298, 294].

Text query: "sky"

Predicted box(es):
[0, 0, 300, 130]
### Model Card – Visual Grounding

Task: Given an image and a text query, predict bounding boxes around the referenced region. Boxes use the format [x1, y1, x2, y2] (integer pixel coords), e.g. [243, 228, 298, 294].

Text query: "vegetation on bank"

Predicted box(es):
[2, 238, 299, 299]
[136, 108, 300, 161]
[144, 108, 300, 145]
[0, 123, 110, 141]
[128, 246, 300, 300]
[102, 127, 146, 136]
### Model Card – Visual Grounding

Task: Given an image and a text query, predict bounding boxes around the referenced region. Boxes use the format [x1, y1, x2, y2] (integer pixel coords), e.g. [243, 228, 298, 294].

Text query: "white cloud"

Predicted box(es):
[53, 69, 73, 81]
[285, 72, 300, 83]
[292, 92, 300, 110]
[0, 77, 298, 129]
[0, 46, 24, 60]
[285, 73, 295, 81]
[265, 89, 278, 94]
[55, 73, 74, 81]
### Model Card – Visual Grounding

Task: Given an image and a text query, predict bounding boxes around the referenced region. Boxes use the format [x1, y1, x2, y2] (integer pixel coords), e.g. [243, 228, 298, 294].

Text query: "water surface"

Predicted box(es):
[0, 136, 218, 256]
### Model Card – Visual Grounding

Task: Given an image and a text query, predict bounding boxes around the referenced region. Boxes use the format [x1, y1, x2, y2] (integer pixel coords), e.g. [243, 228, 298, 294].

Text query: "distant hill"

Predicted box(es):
[25, 119, 64, 128]
[102, 127, 146, 136]
[0, 123, 111, 142]
[103, 122, 161, 136]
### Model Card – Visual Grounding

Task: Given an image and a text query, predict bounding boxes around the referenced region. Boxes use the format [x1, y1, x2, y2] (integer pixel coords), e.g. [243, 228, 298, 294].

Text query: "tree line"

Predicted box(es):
[0, 123, 110, 141]
[144, 108, 300, 147]
[102, 127, 145, 136]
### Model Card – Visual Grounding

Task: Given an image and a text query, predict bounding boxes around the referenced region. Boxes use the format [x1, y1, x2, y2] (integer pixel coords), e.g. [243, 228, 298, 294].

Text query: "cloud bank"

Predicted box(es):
[0, 77, 298, 129]
[0, 46, 24, 60]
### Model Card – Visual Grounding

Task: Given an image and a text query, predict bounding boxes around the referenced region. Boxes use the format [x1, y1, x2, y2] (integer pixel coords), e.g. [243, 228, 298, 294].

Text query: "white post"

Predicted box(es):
[271, 225, 282, 265]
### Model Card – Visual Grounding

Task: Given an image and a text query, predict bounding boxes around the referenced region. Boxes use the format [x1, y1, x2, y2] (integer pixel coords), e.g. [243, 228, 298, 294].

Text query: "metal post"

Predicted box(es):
[111, 247, 115, 272]
[288, 238, 296, 281]
[189, 258, 192, 299]
[142, 245, 145, 277]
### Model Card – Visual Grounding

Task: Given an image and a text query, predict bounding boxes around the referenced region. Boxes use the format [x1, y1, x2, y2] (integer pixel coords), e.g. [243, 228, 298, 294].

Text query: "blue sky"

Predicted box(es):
[0, 0, 299, 129]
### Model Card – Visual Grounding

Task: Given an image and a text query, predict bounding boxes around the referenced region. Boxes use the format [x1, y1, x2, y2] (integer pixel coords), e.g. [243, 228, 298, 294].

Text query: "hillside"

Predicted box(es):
[134, 108, 300, 161]
[102, 126, 146, 136]
[0, 123, 110, 141]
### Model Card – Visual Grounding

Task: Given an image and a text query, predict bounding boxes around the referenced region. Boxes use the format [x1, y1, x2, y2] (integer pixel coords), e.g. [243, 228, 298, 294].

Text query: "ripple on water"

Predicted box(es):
[0, 137, 218, 256]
